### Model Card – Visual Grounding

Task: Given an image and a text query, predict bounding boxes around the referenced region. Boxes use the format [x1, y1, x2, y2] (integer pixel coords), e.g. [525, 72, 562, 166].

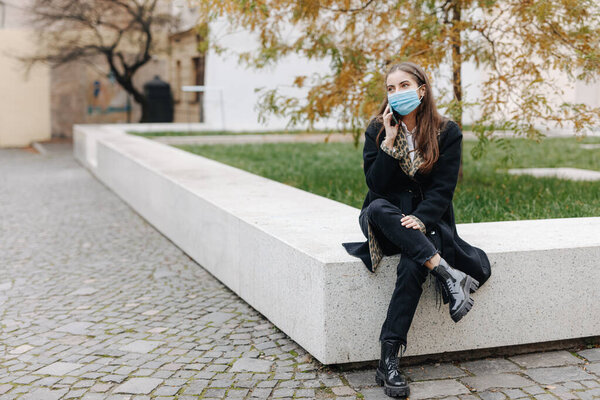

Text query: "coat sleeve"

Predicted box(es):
[363, 119, 402, 194]
[411, 121, 462, 231]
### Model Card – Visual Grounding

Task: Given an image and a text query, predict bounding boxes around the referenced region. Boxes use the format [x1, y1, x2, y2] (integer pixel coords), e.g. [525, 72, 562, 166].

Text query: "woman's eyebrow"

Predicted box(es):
[387, 80, 411, 86]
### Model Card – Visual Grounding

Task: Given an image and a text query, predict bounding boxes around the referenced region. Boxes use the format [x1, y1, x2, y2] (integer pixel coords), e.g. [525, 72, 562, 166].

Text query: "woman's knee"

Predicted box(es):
[367, 198, 397, 224]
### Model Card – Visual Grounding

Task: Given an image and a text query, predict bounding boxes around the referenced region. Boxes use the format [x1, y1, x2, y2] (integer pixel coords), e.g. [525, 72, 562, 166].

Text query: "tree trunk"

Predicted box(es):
[451, 1, 464, 181]
[105, 53, 151, 123]
[139, 100, 152, 123]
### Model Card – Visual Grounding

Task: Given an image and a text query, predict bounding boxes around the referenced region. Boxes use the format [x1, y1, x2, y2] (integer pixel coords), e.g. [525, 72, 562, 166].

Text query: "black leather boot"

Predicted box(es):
[375, 340, 410, 398]
[430, 257, 480, 322]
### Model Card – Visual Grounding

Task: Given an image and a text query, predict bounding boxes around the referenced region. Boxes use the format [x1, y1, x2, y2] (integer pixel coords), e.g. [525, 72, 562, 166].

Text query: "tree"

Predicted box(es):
[21, 0, 176, 122]
[194, 0, 600, 160]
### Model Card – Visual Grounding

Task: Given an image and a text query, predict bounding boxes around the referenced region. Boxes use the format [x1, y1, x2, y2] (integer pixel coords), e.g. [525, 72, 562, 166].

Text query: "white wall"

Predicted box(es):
[201, 17, 339, 131]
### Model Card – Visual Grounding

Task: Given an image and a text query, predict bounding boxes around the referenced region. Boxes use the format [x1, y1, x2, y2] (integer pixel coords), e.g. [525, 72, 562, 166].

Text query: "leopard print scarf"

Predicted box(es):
[394, 123, 424, 178]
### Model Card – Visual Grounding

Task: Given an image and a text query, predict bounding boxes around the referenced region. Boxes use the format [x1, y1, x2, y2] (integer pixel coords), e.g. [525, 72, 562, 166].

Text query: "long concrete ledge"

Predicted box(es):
[74, 123, 600, 365]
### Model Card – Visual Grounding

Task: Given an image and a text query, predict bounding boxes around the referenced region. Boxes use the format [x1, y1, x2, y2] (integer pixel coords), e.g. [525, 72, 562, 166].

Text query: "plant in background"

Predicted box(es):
[194, 0, 600, 165]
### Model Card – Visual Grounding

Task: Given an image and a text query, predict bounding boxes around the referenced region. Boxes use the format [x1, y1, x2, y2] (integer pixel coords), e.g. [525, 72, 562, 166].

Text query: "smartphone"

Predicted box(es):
[390, 109, 401, 127]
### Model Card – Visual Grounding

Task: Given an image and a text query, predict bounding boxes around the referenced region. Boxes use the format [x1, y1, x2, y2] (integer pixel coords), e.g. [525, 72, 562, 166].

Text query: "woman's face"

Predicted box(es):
[386, 70, 425, 99]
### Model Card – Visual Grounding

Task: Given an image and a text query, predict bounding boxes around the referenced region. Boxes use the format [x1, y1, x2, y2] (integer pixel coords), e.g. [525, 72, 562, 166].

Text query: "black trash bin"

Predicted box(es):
[143, 75, 174, 122]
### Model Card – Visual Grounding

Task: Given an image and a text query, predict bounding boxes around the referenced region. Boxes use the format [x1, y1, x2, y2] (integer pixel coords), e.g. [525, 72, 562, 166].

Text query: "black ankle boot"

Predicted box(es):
[430, 257, 480, 322]
[375, 340, 410, 398]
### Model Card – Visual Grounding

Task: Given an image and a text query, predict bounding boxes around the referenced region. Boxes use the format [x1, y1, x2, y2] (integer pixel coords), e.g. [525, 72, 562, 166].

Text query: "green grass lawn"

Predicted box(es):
[128, 129, 341, 137]
[174, 136, 600, 223]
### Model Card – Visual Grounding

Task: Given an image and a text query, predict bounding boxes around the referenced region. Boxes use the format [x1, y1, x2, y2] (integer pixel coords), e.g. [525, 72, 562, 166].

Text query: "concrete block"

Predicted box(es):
[73, 124, 600, 365]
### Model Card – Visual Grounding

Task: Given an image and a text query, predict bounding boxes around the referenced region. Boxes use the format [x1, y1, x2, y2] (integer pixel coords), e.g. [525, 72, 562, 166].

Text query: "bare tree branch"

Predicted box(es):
[21, 0, 176, 122]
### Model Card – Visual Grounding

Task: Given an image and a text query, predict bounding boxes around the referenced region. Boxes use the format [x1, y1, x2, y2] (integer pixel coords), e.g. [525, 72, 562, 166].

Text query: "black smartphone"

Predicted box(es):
[390, 109, 401, 127]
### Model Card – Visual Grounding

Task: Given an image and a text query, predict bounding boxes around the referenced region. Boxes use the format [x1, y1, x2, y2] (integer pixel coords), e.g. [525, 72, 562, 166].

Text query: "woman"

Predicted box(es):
[342, 61, 491, 398]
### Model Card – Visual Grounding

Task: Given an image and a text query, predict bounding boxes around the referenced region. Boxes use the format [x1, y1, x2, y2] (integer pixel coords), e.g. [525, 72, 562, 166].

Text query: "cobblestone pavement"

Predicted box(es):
[1, 142, 599, 400]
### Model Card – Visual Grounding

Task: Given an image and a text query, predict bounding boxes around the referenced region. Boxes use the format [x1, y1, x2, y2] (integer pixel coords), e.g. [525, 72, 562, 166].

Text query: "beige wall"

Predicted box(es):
[170, 28, 206, 123]
[0, 28, 51, 147]
[50, 55, 168, 137]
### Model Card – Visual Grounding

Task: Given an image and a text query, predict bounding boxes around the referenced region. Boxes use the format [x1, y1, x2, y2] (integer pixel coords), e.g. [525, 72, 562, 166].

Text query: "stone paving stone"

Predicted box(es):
[182, 379, 209, 394]
[250, 387, 273, 398]
[63, 389, 88, 399]
[113, 378, 163, 394]
[534, 394, 558, 400]
[55, 322, 94, 335]
[344, 369, 377, 388]
[359, 388, 392, 400]
[278, 380, 301, 388]
[272, 387, 295, 397]
[548, 384, 580, 400]
[409, 379, 471, 399]
[10, 344, 34, 354]
[581, 380, 600, 388]
[295, 388, 315, 397]
[118, 340, 165, 354]
[332, 385, 357, 396]
[502, 388, 529, 398]
[523, 385, 547, 395]
[70, 287, 98, 296]
[154, 385, 179, 396]
[34, 362, 83, 376]
[73, 379, 96, 388]
[81, 393, 109, 400]
[509, 351, 584, 368]
[584, 362, 600, 376]
[405, 362, 467, 381]
[19, 388, 69, 400]
[579, 388, 600, 400]
[13, 375, 41, 384]
[478, 391, 507, 400]
[461, 358, 522, 375]
[90, 382, 113, 392]
[100, 375, 128, 383]
[204, 387, 227, 397]
[563, 381, 586, 390]
[460, 373, 535, 391]
[229, 357, 273, 372]
[524, 366, 596, 384]
[320, 376, 344, 386]
[256, 380, 278, 388]
[227, 388, 250, 398]
[0, 384, 13, 394]
[198, 312, 236, 325]
[577, 348, 600, 362]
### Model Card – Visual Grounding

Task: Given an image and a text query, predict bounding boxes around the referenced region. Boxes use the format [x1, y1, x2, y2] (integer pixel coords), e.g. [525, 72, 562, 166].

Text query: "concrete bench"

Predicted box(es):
[74, 123, 600, 365]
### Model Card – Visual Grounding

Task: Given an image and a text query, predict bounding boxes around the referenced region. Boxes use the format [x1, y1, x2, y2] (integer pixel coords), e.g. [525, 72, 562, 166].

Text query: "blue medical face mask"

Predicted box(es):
[388, 85, 424, 116]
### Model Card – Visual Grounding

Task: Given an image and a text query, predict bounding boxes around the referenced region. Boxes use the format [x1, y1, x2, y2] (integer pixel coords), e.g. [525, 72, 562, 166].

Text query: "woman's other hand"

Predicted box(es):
[382, 104, 399, 146]
[401, 213, 422, 231]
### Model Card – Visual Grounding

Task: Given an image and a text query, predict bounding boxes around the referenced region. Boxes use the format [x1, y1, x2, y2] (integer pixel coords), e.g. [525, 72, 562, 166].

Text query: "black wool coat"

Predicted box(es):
[342, 118, 492, 286]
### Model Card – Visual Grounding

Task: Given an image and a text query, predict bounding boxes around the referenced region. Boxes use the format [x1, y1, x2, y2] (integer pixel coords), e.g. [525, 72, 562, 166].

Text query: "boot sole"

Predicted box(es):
[450, 276, 480, 323]
[375, 369, 410, 398]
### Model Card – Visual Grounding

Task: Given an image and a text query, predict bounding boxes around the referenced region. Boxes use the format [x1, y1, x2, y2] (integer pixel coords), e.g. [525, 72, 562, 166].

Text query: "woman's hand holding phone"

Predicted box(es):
[383, 104, 399, 146]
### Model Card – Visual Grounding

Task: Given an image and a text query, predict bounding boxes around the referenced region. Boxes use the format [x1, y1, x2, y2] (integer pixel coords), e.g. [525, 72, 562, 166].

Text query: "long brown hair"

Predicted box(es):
[375, 62, 448, 174]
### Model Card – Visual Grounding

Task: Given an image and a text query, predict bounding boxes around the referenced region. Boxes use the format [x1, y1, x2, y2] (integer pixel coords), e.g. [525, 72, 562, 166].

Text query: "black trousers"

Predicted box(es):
[359, 198, 441, 347]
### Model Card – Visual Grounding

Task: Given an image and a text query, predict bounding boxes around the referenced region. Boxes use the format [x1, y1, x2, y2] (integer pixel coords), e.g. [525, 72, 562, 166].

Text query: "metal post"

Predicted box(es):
[181, 85, 225, 130]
